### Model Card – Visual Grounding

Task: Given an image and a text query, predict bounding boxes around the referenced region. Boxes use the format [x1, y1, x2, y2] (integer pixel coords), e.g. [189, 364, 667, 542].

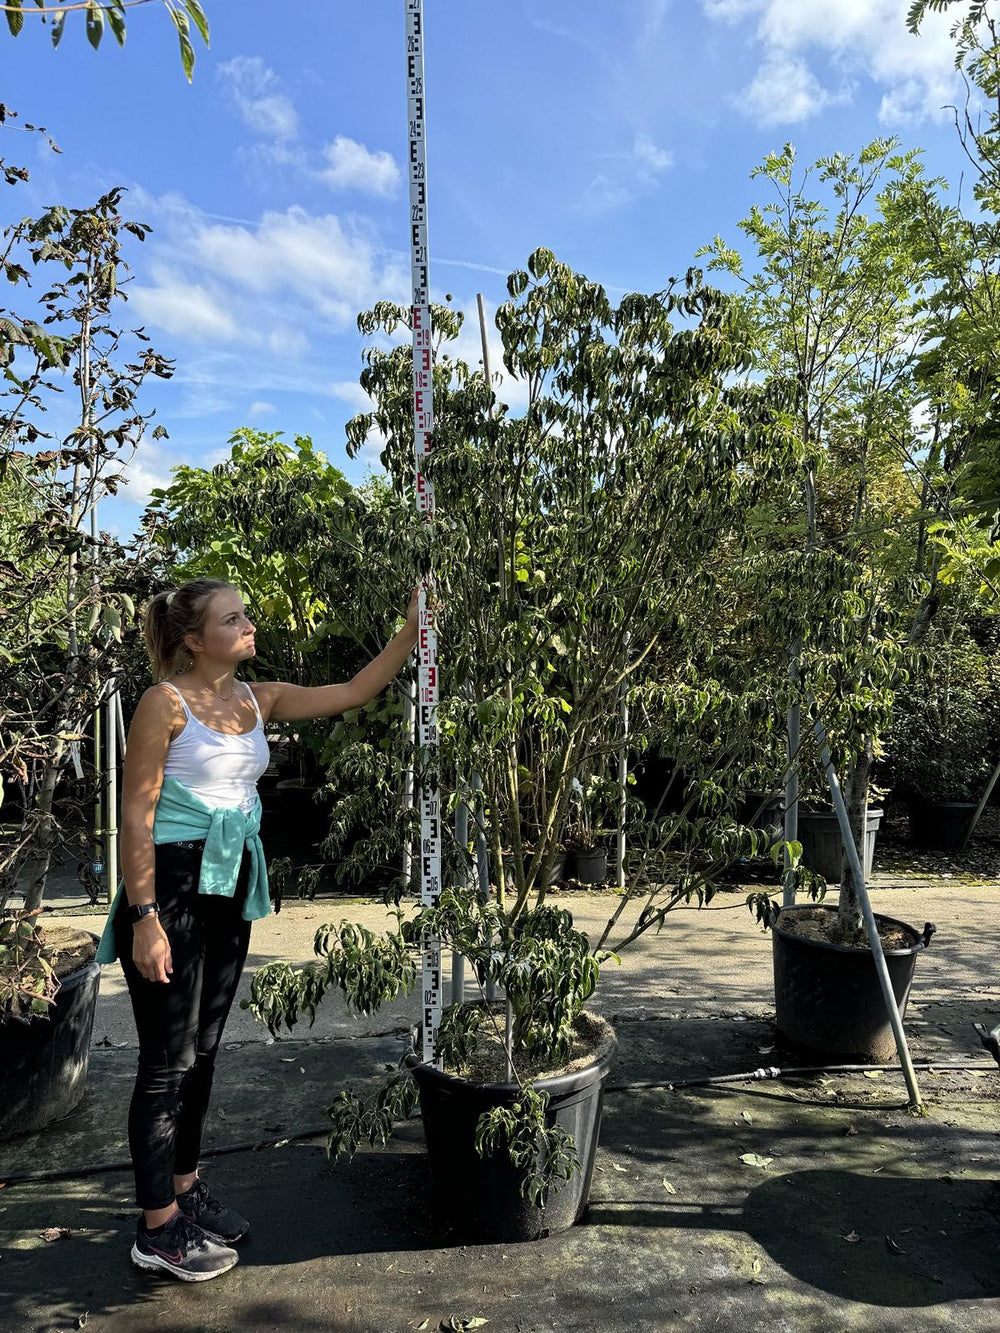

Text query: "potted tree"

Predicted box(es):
[700, 142, 944, 1061]
[887, 619, 1000, 851]
[0, 143, 170, 1132]
[246, 250, 806, 1239]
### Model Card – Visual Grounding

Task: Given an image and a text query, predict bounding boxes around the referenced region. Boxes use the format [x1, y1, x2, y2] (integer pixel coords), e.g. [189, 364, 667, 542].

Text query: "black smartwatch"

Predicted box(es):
[126, 902, 160, 925]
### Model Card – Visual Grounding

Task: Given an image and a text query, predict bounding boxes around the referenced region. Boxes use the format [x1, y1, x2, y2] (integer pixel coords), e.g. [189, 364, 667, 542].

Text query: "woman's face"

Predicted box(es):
[185, 588, 256, 668]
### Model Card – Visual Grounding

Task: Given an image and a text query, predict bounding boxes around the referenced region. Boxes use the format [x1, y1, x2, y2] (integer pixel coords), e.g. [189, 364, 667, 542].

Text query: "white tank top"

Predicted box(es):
[160, 680, 270, 814]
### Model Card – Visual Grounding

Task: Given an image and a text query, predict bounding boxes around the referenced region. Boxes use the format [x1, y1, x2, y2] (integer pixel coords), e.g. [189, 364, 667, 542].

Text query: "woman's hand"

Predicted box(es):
[405, 583, 442, 632]
[133, 916, 173, 984]
[405, 584, 421, 630]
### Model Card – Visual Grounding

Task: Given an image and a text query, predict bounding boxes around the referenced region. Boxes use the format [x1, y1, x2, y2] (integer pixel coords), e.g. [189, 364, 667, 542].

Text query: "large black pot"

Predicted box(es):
[796, 807, 883, 883]
[0, 936, 101, 1140]
[907, 799, 978, 851]
[571, 848, 608, 885]
[772, 905, 934, 1063]
[406, 1019, 617, 1243]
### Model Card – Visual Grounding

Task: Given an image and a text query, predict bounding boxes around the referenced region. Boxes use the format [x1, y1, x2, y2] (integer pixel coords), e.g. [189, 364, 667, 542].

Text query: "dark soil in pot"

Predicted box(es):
[406, 1010, 617, 1243]
[0, 927, 100, 1140]
[772, 905, 933, 1064]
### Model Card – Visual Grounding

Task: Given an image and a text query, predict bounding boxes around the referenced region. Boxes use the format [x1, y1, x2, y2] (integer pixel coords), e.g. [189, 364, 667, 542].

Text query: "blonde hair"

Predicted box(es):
[142, 579, 235, 682]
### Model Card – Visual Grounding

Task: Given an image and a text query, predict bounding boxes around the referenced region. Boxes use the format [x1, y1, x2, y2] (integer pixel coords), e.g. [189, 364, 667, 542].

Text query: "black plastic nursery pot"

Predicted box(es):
[772, 905, 934, 1064]
[406, 1019, 618, 1243]
[0, 936, 101, 1141]
[796, 807, 883, 883]
[571, 849, 608, 885]
[907, 799, 978, 851]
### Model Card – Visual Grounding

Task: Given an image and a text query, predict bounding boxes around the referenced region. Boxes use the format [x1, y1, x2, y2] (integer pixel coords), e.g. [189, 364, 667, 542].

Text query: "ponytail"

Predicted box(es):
[142, 579, 233, 682]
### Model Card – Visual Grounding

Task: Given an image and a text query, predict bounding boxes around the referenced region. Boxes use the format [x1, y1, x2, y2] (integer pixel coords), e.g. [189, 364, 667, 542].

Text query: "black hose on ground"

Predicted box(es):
[1, 1059, 995, 1189]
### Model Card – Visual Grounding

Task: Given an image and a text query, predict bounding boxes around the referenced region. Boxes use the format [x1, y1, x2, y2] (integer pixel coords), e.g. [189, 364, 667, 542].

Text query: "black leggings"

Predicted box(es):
[114, 841, 252, 1211]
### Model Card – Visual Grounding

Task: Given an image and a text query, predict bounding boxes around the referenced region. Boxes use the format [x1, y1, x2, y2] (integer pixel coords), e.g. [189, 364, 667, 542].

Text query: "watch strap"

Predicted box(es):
[127, 901, 159, 924]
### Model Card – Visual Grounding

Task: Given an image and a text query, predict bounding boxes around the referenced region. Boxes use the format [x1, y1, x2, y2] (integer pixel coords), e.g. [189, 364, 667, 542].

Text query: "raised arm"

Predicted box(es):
[251, 589, 421, 724]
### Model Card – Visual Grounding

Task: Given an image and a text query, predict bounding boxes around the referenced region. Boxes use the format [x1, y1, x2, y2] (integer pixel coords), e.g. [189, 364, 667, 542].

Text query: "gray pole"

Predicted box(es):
[616, 635, 630, 888]
[811, 699, 923, 1109]
[452, 799, 468, 1005]
[783, 639, 801, 907]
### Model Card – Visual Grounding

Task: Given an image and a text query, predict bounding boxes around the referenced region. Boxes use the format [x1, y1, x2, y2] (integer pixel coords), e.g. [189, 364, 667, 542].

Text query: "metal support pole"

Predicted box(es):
[452, 799, 468, 1005]
[959, 752, 1000, 854]
[616, 636, 630, 888]
[783, 639, 801, 907]
[471, 770, 496, 1002]
[810, 699, 923, 1110]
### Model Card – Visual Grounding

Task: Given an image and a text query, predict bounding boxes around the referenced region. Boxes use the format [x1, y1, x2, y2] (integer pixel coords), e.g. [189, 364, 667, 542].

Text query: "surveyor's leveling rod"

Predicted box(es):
[405, 0, 442, 1066]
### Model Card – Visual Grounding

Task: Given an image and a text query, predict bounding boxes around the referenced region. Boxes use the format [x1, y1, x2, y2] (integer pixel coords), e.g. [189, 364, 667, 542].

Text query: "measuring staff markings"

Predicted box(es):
[405, 0, 442, 1066]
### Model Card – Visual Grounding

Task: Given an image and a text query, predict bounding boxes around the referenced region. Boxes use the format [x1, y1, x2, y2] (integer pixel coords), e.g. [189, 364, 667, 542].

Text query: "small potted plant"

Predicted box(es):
[562, 778, 609, 885]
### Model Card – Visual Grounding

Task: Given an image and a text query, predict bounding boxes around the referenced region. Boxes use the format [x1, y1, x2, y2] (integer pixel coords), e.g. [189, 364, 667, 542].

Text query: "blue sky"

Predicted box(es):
[1, 0, 975, 537]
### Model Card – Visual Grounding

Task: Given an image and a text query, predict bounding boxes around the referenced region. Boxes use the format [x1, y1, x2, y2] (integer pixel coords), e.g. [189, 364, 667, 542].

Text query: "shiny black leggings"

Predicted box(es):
[114, 841, 252, 1211]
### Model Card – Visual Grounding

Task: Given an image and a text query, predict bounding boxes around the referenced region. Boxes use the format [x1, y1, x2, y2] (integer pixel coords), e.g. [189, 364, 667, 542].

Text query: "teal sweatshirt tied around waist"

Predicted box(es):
[95, 775, 271, 965]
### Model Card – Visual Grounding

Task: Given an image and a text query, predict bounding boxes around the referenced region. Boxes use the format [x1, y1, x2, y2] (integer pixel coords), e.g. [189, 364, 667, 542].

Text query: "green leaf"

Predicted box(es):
[85, 2, 104, 49]
[5, 0, 24, 38]
[106, 4, 126, 45]
[50, 8, 66, 46]
[184, 0, 209, 45]
[170, 6, 195, 80]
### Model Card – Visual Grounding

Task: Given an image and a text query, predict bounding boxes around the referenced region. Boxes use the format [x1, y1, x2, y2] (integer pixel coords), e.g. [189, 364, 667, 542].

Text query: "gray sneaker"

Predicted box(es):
[131, 1210, 238, 1282]
[177, 1177, 250, 1243]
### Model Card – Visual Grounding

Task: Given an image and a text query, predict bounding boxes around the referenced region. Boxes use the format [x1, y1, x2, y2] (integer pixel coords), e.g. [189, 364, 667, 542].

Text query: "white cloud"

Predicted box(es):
[130, 272, 244, 343]
[218, 56, 299, 140]
[115, 436, 177, 508]
[632, 133, 673, 173]
[737, 51, 848, 125]
[317, 136, 401, 197]
[129, 196, 409, 356]
[703, 0, 961, 127]
[249, 400, 276, 416]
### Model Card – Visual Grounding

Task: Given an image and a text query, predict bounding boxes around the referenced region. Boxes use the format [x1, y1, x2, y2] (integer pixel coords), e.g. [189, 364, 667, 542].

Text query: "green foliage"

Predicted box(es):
[886, 616, 1000, 802]
[325, 1073, 419, 1162]
[243, 917, 416, 1035]
[1, 1, 210, 81]
[0, 911, 57, 1019]
[474, 1087, 580, 1209]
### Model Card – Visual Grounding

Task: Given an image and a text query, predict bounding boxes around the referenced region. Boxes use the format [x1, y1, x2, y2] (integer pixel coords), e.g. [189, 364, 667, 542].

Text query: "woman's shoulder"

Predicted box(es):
[248, 680, 282, 723]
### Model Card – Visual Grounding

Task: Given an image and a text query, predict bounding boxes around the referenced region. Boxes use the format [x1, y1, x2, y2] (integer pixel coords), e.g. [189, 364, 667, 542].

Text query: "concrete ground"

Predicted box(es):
[0, 872, 998, 1332]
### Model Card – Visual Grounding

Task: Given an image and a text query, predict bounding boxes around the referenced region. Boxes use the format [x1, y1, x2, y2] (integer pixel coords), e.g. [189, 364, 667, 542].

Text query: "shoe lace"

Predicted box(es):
[187, 1179, 225, 1219]
[170, 1212, 209, 1252]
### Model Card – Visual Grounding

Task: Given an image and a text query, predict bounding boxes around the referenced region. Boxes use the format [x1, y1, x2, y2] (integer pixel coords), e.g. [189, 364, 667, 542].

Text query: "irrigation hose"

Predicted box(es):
[1, 1059, 995, 1189]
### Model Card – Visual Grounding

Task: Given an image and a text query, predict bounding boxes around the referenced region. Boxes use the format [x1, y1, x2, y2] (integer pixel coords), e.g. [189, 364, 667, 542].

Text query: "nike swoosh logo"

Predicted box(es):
[150, 1245, 185, 1264]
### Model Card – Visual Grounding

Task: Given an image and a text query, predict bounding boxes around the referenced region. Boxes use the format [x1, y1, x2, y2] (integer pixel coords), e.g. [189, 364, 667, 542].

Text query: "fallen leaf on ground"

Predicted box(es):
[40, 1227, 71, 1242]
[843, 1231, 861, 1243]
[885, 1235, 907, 1254]
[280, 1057, 296, 1063]
[863, 1071, 884, 1080]
[74, 1315, 88, 1330]
[739, 1153, 773, 1169]
[741, 1111, 753, 1124]
[611, 1163, 627, 1173]
[441, 1319, 489, 1331]
[662, 1179, 677, 1194]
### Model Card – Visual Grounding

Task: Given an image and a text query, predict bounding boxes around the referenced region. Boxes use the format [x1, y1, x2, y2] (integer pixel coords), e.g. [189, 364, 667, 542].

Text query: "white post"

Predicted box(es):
[405, 0, 442, 1067]
[783, 639, 801, 907]
[811, 700, 923, 1110]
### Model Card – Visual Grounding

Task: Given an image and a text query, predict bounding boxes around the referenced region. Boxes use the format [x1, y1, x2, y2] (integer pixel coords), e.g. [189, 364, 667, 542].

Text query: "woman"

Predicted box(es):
[95, 577, 420, 1281]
